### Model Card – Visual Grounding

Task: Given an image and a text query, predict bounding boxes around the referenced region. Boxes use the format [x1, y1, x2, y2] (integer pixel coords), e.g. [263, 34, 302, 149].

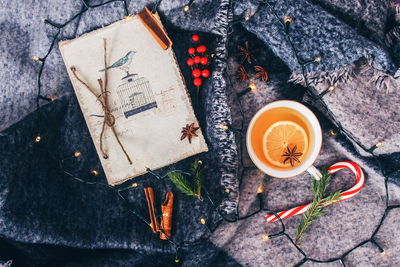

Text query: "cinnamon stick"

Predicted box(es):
[144, 187, 160, 233]
[160, 192, 174, 240]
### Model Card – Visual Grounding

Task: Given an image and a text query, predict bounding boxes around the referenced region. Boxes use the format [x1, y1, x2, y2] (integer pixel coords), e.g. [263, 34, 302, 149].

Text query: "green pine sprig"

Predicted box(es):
[295, 168, 341, 245]
[168, 160, 205, 200]
[190, 160, 204, 198]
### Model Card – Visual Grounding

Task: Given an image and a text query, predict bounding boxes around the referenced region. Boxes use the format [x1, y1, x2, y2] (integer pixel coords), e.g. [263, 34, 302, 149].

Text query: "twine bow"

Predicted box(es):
[70, 39, 133, 165]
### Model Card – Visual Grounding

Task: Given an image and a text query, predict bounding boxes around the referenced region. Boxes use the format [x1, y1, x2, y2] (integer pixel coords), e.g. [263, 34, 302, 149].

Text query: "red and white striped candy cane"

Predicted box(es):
[265, 161, 365, 223]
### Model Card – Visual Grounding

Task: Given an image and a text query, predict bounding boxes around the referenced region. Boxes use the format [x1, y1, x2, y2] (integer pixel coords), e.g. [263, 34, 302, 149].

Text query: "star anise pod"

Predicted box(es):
[254, 65, 269, 81]
[236, 65, 250, 82]
[281, 145, 303, 167]
[237, 41, 257, 64]
[180, 123, 200, 144]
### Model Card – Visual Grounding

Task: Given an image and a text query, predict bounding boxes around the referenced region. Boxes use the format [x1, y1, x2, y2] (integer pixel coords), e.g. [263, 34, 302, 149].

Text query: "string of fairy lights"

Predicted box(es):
[27, 0, 400, 265]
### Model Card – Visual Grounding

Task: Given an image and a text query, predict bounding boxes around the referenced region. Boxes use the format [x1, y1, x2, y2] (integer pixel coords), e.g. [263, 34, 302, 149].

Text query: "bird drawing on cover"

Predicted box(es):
[99, 50, 136, 77]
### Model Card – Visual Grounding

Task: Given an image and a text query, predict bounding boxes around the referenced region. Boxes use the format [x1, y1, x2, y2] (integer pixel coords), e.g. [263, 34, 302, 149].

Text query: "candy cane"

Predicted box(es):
[265, 161, 365, 223]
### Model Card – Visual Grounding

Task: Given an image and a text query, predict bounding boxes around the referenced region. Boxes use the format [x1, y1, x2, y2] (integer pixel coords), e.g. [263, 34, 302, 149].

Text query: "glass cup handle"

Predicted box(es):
[307, 165, 323, 181]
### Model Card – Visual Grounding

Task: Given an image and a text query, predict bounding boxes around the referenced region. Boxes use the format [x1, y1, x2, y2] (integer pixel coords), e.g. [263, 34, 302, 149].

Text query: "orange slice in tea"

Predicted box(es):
[262, 121, 308, 168]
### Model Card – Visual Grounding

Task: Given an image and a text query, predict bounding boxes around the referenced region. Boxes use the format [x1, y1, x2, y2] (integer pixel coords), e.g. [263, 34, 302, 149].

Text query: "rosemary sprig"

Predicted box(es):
[295, 168, 341, 245]
[168, 161, 205, 200]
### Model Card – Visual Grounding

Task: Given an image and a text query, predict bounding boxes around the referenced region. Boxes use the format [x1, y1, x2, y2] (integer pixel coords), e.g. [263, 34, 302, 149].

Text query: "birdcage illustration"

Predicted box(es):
[116, 73, 157, 118]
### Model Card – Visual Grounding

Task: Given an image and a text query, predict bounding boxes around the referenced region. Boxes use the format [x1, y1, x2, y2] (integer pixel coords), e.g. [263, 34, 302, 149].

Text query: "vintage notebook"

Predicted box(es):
[59, 8, 208, 185]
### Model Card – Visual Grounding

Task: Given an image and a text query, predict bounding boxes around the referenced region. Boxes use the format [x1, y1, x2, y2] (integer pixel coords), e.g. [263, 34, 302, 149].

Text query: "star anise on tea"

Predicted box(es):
[281, 145, 303, 167]
[236, 65, 250, 82]
[180, 123, 200, 144]
[237, 41, 257, 64]
[254, 65, 269, 81]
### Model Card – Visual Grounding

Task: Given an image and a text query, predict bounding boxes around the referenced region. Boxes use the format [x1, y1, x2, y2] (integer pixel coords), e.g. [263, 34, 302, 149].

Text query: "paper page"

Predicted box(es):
[59, 16, 208, 185]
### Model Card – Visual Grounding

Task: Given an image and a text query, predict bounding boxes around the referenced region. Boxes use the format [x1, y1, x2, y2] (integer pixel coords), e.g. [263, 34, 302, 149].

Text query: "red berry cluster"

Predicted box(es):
[186, 34, 211, 87]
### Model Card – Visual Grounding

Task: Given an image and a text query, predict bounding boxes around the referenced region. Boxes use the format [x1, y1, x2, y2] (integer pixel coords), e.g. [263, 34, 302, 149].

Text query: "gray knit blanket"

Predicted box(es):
[1, 0, 399, 266]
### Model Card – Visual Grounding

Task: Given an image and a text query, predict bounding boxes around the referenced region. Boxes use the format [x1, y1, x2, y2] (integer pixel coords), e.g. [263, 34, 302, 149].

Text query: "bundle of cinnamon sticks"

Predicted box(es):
[144, 188, 174, 240]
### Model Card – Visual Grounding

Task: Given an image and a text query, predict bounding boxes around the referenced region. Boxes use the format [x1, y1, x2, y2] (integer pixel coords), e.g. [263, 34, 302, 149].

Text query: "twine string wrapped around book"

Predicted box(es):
[70, 39, 133, 165]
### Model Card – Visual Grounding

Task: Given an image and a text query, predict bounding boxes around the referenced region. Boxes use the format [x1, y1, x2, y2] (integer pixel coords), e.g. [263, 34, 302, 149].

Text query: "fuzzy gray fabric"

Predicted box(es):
[241, 0, 397, 75]
[213, 33, 400, 264]
[1, 0, 400, 266]
[240, 0, 400, 156]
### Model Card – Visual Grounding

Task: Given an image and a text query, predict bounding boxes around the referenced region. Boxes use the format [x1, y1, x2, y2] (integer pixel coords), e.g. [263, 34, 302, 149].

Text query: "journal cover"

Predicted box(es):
[59, 10, 208, 185]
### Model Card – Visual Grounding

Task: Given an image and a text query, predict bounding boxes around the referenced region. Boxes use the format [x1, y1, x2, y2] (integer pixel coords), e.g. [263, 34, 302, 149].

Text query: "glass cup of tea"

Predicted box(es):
[246, 100, 323, 180]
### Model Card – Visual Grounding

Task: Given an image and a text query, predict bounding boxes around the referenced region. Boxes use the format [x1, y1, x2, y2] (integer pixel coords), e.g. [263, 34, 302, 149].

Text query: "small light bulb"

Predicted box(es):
[200, 218, 206, 224]
[91, 170, 99, 176]
[261, 233, 270, 241]
[41, 18, 46, 22]
[175, 259, 180, 263]
[198, 160, 203, 165]
[219, 124, 229, 130]
[124, 15, 133, 21]
[329, 129, 337, 136]
[131, 183, 138, 187]
[283, 17, 293, 23]
[225, 188, 230, 193]
[248, 83, 257, 92]
[244, 12, 252, 21]
[183, 5, 190, 12]
[32, 56, 41, 61]
[314, 57, 321, 62]
[257, 185, 264, 194]
[375, 142, 383, 148]
[35, 136, 41, 142]
[74, 151, 81, 157]
[49, 95, 58, 101]
[328, 85, 335, 91]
